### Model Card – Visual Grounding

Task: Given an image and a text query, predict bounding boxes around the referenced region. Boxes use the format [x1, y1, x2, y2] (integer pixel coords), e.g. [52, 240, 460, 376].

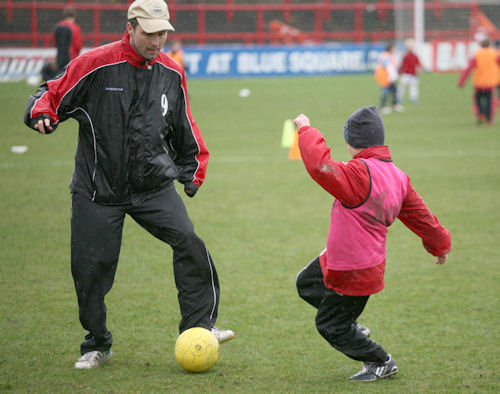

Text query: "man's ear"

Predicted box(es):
[126, 21, 134, 36]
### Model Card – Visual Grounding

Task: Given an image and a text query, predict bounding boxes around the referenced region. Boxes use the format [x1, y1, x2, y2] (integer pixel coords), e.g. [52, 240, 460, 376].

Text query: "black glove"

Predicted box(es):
[30, 114, 55, 134]
[184, 182, 199, 198]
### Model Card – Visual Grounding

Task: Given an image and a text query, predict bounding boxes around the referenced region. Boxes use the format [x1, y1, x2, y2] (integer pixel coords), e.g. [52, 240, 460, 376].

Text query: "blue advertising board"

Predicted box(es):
[0, 43, 388, 82]
[177, 43, 386, 79]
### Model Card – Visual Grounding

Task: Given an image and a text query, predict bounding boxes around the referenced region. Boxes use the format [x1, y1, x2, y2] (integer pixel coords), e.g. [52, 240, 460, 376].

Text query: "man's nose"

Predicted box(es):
[151, 36, 160, 47]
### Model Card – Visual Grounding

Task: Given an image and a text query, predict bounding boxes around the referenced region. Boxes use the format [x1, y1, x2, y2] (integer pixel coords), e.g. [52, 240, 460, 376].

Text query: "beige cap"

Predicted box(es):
[128, 0, 175, 33]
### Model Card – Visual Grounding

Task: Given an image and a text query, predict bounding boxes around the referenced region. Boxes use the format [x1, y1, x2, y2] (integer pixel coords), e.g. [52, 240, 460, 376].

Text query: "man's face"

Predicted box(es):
[127, 22, 167, 61]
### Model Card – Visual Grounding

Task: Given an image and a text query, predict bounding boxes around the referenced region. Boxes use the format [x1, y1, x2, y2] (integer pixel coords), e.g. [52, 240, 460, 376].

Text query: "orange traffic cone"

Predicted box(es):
[288, 130, 301, 160]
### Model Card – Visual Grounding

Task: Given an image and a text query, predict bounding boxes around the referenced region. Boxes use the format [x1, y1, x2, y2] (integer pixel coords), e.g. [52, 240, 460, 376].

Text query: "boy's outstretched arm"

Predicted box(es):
[293, 114, 369, 206]
[398, 179, 451, 264]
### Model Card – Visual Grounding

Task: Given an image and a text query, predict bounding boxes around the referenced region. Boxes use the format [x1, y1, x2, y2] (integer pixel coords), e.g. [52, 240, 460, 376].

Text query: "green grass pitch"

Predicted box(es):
[0, 73, 498, 392]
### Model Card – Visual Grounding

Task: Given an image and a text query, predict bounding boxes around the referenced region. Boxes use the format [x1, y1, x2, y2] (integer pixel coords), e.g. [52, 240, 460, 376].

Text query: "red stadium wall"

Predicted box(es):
[0, 1, 498, 48]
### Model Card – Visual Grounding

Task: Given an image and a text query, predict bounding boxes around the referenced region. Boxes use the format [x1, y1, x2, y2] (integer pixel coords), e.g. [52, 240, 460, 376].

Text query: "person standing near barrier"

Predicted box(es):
[458, 38, 500, 125]
[293, 106, 451, 381]
[41, 6, 82, 81]
[24, 0, 234, 369]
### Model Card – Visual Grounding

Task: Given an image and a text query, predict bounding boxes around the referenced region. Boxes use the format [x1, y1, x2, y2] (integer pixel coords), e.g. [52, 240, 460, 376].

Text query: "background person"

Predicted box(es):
[41, 6, 82, 81]
[166, 40, 185, 71]
[24, 0, 234, 370]
[293, 106, 451, 382]
[458, 38, 500, 125]
[374, 43, 403, 114]
[397, 39, 423, 104]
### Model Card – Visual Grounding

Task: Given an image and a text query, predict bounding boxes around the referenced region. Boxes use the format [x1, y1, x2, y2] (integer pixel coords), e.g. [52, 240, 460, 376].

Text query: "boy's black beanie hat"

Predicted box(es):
[343, 106, 385, 148]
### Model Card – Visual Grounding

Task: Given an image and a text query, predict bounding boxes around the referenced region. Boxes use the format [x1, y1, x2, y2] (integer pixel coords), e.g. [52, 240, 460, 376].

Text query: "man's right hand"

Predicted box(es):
[294, 114, 310, 130]
[32, 115, 54, 134]
[436, 253, 448, 264]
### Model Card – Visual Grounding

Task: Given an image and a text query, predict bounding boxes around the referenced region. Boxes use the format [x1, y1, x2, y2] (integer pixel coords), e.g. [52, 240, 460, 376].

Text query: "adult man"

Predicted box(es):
[24, 0, 234, 369]
[41, 6, 82, 81]
[294, 106, 451, 381]
[458, 38, 500, 125]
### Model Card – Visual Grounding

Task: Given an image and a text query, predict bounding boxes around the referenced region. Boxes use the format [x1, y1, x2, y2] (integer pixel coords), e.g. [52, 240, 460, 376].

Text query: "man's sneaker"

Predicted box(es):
[74, 350, 113, 369]
[355, 322, 371, 337]
[212, 327, 235, 344]
[349, 354, 398, 381]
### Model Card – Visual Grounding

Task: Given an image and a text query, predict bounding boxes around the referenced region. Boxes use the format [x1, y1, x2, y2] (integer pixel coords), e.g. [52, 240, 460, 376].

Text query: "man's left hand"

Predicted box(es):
[184, 182, 198, 198]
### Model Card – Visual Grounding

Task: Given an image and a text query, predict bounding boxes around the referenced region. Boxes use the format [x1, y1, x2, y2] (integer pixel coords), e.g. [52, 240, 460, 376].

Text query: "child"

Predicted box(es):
[458, 38, 500, 125]
[294, 106, 451, 381]
[374, 43, 403, 114]
[398, 39, 422, 104]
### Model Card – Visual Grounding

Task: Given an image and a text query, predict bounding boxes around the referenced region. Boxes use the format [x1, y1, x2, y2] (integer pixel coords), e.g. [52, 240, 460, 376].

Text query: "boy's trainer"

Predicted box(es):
[74, 350, 113, 369]
[349, 354, 398, 381]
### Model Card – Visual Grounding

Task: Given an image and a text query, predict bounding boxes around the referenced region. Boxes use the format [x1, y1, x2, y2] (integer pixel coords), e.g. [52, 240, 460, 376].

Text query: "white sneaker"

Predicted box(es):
[212, 327, 235, 344]
[393, 104, 404, 113]
[74, 350, 113, 369]
[380, 107, 392, 115]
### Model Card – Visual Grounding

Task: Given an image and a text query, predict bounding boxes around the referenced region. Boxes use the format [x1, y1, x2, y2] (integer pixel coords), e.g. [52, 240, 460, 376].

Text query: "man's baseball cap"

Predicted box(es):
[128, 0, 175, 33]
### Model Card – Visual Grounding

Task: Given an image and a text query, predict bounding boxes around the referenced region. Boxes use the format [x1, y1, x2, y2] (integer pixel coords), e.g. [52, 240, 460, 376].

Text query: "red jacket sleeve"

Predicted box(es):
[177, 66, 208, 188]
[297, 126, 369, 206]
[458, 58, 475, 87]
[70, 23, 83, 59]
[398, 179, 451, 256]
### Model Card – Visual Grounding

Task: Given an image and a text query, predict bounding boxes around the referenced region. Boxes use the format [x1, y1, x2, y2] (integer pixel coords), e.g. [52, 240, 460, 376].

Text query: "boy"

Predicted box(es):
[294, 106, 451, 381]
[374, 44, 403, 114]
[398, 39, 422, 104]
[458, 38, 500, 125]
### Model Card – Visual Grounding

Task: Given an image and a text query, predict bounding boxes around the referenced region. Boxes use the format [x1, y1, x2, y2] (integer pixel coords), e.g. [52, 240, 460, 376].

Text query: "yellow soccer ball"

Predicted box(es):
[175, 327, 220, 372]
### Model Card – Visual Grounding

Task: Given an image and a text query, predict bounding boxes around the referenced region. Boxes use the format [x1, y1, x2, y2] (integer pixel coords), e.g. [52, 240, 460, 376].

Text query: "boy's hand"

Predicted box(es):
[294, 114, 310, 129]
[436, 253, 448, 264]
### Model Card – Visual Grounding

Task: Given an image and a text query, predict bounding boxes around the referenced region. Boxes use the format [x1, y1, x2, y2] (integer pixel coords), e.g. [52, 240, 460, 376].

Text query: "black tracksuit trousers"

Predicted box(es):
[71, 183, 219, 355]
[296, 257, 387, 363]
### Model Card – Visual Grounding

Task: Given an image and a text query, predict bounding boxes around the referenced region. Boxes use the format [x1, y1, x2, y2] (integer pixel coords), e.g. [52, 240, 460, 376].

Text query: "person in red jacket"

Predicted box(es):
[458, 38, 500, 125]
[294, 106, 451, 382]
[41, 6, 83, 81]
[397, 39, 422, 104]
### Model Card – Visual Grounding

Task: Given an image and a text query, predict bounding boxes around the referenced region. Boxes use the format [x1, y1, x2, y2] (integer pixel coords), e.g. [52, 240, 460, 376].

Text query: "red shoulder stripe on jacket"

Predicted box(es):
[30, 41, 125, 123]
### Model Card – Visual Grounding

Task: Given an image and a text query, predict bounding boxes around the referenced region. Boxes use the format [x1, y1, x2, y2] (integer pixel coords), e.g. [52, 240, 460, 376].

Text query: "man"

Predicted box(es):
[41, 6, 82, 81]
[24, 0, 234, 369]
[458, 38, 500, 125]
[294, 106, 451, 381]
[374, 43, 403, 114]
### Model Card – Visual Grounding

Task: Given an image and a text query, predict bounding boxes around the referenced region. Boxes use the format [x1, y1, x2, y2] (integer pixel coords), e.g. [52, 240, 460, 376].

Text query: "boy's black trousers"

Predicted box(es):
[296, 257, 387, 363]
[71, 183, 219, 355]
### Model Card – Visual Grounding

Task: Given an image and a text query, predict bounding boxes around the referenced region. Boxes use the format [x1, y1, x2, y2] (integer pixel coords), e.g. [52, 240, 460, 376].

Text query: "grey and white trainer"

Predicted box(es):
[349, 354, 398, 381]
[74, 350, 113, 369]
[355, 322, 371, 337]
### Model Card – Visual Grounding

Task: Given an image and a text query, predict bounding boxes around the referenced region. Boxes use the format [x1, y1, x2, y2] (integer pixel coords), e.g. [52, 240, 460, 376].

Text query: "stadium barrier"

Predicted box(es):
[0, 40, 480, 82]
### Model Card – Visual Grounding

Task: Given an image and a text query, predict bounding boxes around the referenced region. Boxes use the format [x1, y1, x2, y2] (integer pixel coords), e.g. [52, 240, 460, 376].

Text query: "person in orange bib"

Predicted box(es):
[458, 38, 500, 125]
